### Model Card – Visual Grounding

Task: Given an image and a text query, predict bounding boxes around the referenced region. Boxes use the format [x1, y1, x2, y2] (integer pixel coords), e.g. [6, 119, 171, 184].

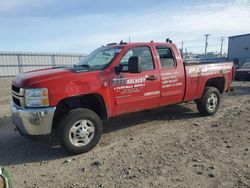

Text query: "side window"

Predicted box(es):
[120, 46, 154, 71]
[156, 47, 176, 68]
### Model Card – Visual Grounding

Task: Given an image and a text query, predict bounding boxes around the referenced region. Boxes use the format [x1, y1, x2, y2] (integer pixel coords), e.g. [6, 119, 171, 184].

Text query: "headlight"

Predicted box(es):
[25, 88, 49, 107]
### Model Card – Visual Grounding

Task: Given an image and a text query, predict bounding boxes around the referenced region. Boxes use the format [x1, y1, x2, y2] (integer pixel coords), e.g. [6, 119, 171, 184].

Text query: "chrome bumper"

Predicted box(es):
[11, 102, 56, 135]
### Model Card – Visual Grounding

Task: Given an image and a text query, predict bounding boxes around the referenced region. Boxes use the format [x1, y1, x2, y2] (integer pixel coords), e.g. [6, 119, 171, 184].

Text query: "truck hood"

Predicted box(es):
[13, 67, 74, 87]
[11, 66, 107, 106]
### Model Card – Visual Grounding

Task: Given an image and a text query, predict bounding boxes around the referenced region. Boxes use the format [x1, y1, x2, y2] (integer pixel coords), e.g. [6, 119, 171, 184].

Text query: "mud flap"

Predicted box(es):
[226, 85, 234, 92]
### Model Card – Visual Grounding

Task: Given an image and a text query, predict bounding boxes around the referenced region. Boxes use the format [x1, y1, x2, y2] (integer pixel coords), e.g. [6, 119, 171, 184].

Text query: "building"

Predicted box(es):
[228, 33, 250, 66]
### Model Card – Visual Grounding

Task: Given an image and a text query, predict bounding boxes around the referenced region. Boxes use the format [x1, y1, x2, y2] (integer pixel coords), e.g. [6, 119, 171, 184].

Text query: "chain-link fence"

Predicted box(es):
[0, 51, 86, 77]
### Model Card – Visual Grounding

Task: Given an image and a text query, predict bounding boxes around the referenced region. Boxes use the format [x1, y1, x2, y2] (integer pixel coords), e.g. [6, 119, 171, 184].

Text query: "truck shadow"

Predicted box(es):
[103, 103, 199, 134]
[0, 116, 68, 166]
[0, 103, 199, 166]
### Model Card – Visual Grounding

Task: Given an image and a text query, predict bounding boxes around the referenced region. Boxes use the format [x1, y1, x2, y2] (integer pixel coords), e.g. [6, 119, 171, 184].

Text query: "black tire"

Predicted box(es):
[195, 87, 221, 116]
[57, 108, 103, 155]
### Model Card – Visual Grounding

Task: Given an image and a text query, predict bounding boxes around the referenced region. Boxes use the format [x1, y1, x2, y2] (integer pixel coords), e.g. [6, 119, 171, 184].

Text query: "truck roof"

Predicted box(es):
[106, 42, 177, 48]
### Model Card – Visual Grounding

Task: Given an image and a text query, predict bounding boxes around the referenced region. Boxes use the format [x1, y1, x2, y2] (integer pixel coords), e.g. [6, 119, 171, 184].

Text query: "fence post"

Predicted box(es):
[51, 54, 56, 67]
[17, 54, 22, 73]
[78, 54, 83, 62]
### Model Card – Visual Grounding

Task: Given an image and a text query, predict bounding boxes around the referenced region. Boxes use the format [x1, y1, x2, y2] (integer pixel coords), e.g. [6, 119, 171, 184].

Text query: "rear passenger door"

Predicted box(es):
[156, 46, 185, 105]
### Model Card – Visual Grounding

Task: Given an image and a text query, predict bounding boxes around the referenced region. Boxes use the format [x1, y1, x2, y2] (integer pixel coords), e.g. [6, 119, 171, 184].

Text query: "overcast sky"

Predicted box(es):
[0, 0, 249, 53]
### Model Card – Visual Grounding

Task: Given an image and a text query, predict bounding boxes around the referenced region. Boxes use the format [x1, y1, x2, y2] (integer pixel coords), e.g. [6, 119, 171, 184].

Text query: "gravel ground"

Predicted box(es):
[0, 78, 250, 188]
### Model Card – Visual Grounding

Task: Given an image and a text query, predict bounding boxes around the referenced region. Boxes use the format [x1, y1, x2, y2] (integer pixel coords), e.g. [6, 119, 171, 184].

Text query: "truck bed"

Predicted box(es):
[183, 62, 234, 102]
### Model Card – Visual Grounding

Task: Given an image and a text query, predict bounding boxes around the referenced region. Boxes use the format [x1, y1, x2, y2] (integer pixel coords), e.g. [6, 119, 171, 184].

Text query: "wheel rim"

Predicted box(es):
[207, 93, 218, 112]
[69, 119, 95, 147]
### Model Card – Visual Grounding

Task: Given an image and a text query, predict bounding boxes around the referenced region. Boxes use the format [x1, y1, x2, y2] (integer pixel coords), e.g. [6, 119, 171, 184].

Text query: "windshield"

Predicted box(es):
[77, 46, 123, 70]
[241, 63, 250, 69]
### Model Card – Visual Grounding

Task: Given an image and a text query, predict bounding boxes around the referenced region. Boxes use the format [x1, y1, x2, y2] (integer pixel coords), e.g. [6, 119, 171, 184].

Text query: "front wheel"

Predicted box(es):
[196, 87, 221, 116]
[57, 108, 103, 155]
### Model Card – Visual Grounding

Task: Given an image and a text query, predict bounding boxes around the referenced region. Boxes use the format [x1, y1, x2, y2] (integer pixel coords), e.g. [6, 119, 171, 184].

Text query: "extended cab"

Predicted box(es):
[11, 41, 234, 154]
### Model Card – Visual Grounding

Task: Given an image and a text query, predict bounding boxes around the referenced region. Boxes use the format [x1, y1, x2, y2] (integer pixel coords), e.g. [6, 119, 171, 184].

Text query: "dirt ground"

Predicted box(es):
[0, 78, 249, 188]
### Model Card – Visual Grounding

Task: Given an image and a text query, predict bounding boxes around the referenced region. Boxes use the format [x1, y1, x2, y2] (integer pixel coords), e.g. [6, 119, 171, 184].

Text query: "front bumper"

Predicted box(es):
[235, 71, 250, 81]
[11, 102, 56, 135]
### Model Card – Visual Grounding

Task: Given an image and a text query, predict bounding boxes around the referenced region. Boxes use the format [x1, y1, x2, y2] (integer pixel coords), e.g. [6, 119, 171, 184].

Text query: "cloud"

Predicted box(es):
[0, 0, 249, 53]
[0, 0, 53, 14]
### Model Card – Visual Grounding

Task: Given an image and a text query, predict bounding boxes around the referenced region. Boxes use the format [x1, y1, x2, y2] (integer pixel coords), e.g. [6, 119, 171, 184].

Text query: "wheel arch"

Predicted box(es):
[204, 77, 225, 94]
[52, 93, 108, 130]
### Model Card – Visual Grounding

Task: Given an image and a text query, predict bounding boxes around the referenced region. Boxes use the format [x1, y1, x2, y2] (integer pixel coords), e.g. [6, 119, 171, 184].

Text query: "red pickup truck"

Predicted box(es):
[11, 41, 234, 154]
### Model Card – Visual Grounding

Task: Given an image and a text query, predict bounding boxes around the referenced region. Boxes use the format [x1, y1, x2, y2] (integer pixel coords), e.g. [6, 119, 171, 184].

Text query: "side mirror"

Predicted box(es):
[114, 64, 123, 74]
[128, 56, 141, 73]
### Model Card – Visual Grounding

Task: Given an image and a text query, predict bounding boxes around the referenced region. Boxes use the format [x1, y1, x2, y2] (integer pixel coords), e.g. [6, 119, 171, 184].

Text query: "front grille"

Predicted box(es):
[237, 72, 248, 80]
[12, 85, 20, 93]
[11, 85, 24, 108]
[238, 72, 247, 76]
[12, 96, 21, 106]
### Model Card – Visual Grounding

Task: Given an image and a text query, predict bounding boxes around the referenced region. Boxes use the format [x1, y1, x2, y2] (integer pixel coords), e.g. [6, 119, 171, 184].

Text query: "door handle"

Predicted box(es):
[146, 75, 158, 81]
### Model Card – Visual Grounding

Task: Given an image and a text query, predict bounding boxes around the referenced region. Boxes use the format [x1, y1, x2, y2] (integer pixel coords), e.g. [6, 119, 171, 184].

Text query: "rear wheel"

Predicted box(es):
[196, 87, 220, 116]
[58, 108, 103, 155]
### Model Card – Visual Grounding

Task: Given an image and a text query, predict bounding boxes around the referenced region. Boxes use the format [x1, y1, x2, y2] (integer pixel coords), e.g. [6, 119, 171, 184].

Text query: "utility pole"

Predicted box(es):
[220, 36, 224, 57]
[204, 34, 210, 56]
[181, 41, 184, 54]
[129, 36, 131, 43]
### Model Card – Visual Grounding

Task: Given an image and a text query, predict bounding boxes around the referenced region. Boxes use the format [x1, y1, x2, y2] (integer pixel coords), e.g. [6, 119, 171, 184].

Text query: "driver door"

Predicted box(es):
[111, 46, 161, 115]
